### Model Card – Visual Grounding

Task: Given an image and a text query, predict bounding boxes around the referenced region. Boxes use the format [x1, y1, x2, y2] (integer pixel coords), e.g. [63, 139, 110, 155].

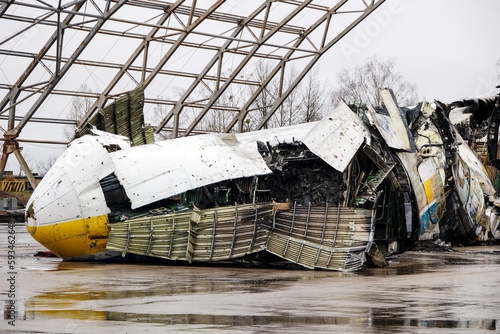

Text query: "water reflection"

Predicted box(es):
[24, 309, 497, 331]
[12, 274, 499, 333]
[3, 225, 500, 332]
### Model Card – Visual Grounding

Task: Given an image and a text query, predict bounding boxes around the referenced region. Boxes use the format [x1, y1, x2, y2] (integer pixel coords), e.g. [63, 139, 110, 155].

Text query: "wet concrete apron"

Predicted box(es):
[2, 223, 500, 333]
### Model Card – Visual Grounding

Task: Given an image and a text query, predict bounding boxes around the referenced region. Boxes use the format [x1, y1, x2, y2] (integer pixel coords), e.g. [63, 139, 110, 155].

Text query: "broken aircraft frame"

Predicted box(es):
[25, 88, 500, 271]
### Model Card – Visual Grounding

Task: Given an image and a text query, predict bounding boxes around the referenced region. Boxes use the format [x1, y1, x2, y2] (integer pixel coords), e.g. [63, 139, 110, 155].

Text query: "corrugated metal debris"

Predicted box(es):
[106, 202, 373, 271]
[76, 85, 154, 146]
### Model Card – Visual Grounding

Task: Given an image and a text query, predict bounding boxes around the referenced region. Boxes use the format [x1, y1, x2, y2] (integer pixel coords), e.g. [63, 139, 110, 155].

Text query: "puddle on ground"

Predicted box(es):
[3, 226, 500, 332]
[19, 310, 498, 331]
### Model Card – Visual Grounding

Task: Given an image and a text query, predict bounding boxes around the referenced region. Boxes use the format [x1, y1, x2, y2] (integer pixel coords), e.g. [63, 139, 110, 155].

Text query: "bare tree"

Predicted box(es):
[63, 83, 96, 140]
[247, 60, 277, 130]
[299, 67, 327, 123]
[275, 64, 302, 127]
[204, 91, 240, 132]
[35, 156, 58, 176]
[330, 56, 419, 108]
[247, 61, 307, 129]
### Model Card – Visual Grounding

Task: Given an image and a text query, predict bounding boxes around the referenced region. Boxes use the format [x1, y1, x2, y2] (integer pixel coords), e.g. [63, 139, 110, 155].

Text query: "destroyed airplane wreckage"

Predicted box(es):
[25, 87, 500, 271]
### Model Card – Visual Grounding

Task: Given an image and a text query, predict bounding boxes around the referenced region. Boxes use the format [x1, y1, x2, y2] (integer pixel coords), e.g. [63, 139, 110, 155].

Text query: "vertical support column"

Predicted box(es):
[13, 149, 37, 190]
[0, 151, 10, 183]
[0, 98, 16, 182]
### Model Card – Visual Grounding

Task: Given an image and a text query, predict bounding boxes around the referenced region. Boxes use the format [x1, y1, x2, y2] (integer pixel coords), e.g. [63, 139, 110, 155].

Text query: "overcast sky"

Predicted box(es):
[3, 0, 500, 173]
[319, 0, 500, 102]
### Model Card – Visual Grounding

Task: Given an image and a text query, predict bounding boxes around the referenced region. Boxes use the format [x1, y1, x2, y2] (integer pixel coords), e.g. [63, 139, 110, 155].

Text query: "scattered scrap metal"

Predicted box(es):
[25, 88, 500, 271]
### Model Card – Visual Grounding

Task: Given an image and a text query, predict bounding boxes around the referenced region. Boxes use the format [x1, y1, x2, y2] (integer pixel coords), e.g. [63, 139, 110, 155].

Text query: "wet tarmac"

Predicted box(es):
[1, 222, 500, 333]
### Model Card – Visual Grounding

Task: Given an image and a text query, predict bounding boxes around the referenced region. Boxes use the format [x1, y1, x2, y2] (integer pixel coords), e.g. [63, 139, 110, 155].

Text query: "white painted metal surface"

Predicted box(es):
[457, 139, 496, 197]
[302, 100, 370, 172]
[27, 131, 130, 227]
[29, 119, 353, 218]
[110, 133, 272, 209]
[235, 122, 317, 146]
[397, 152, 442, 240]
[380, 89, 414, 152]
[367, 105, 406, 150]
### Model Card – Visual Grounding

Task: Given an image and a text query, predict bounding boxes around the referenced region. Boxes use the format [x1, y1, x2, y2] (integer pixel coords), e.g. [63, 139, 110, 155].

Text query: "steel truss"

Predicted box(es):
[0, 0, 385, 188]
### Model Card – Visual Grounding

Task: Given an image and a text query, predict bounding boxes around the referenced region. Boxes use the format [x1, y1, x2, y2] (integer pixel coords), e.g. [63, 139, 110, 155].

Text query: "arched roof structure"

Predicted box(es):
[0, 0, 385, 187]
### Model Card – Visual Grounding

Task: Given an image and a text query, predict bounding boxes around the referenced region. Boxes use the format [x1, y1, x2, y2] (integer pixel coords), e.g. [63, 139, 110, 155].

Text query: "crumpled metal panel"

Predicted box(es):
[26, 130, 130, 227]
[451, 133, 498, 240]
[397, 152, 443, 240]
[106, 202, 374, 272]
[417, 158, 446, 235]
[302, 100, 370, 172]
[412, 102, 448, 186]
[456, 138, 496, 198]
[110, 133, 272, 209]
[380, 89, 415, 152]
[454, 155, 486, 237]
[236, 121, 316, 146]
[367, 105, 407, 150]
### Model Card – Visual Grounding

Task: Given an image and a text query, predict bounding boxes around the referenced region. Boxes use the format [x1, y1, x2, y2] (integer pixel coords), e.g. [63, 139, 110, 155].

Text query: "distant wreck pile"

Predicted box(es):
[25, 86, 500, 271]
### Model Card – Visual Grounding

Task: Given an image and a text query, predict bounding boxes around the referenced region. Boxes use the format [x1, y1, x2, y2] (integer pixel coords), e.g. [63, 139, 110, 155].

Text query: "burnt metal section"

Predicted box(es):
[100, 173, 131, 217]
[439, 191, 477, 245]
[432, 103, 457, 169]
[179, 141, 346, 210]
[487, 96, 500, 169]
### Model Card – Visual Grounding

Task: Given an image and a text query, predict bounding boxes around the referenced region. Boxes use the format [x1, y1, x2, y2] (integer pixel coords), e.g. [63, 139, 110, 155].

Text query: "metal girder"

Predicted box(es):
[0, 0, 389, 182]
[0, 0, 86, 114]
[13, 147, 37, 188]
[142, 0, 225, 89]
[0, 53, 264, 86]
[77, 0, 188, 129]
[154, 0, 273, 137]
[180, 0, 314, 137]
[0, 84, 241, 113]
[0, 0, 125, 188]
[224, 0, 353, 132]
[254, 0, 387, 130]
[8, 0, 127, 136]
[0, 0, 14, 20]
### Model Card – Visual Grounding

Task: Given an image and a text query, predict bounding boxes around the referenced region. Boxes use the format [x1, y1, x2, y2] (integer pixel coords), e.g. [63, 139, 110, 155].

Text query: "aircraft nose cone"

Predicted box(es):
[25, 203, 109, 258]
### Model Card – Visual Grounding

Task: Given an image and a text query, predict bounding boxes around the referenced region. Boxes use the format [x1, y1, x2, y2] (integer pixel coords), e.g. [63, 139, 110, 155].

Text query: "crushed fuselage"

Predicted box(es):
[25, 89, 500, 270]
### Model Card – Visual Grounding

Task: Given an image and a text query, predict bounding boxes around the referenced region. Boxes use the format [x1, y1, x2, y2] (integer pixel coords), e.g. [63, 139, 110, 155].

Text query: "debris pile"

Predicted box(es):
[25, 87, 500, 271]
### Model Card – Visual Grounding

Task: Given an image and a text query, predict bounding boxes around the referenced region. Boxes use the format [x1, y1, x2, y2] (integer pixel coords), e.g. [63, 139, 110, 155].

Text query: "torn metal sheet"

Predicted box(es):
[107, 203, 276, 262]
[266, 204, 373, 271]
[397, 152, 443, 240]
[110, 133, 272, 209]
[412, 102, 448, 186]
[367, 104, 407, 150]
[302, 100, 370, 172]
[380, 89, 416, 152]
[76, 85, 154, 146]
[453, 155, 487, 239]
[456, 136, 496, 198]
[235, 121, 316, 146]
[417, 158, 446, 233]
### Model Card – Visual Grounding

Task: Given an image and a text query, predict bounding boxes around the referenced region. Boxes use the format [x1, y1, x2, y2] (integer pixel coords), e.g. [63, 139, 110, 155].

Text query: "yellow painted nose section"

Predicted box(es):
[26, 215, 109, 258]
